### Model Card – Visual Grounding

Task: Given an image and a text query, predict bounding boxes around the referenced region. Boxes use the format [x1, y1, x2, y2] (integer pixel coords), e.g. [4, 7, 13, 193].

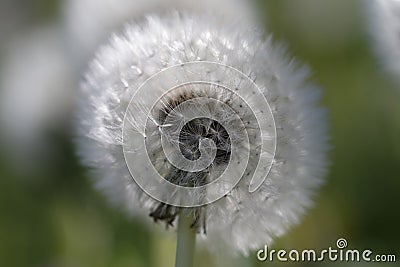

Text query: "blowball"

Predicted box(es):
[76, 12, 329, 255]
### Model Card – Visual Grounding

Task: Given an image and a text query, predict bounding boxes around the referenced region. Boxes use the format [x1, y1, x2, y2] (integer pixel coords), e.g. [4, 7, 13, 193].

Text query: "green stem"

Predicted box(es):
[175, 213, 196, 267]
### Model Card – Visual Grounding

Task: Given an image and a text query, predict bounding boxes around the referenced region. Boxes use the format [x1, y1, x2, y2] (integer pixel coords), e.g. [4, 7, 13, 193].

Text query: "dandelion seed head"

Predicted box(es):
[76, 12, 329, 255]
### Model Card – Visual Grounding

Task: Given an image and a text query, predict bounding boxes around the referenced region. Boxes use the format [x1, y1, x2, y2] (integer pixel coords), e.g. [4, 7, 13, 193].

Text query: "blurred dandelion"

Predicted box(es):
[367, 0, 400, 87]
[0, 26, 74, 172]
[62, 0, 256, 66]
[76, 10, 329, 265]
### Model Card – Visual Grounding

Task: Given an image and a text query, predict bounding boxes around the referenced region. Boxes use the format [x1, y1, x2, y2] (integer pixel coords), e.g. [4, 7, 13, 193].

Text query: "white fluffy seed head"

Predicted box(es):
[76, 12, 329, 255]
[367, 0, 400, 87]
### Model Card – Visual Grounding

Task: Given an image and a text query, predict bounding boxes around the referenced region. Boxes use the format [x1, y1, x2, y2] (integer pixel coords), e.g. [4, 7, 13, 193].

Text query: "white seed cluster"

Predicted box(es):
[76, 12, 329, 255]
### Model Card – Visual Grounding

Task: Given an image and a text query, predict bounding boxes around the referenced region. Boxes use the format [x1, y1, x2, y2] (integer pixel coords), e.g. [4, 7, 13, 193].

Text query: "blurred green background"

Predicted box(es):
[0, 0, 399, 266]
